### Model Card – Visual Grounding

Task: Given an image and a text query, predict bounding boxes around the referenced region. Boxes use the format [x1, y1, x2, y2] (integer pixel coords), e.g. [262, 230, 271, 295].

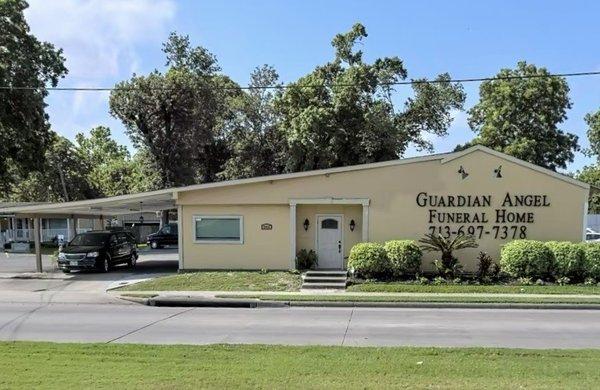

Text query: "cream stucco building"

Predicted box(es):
[0, 145, 591, 272]
[174, 145, 589, 271]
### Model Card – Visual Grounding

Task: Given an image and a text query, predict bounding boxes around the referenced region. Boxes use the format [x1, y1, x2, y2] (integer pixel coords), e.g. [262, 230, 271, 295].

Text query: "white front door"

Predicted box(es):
[316, 215, 343, 269]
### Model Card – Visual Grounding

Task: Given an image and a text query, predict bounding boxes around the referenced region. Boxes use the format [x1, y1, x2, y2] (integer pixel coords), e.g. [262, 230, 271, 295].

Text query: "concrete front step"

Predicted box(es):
[301, 270, 348, 290]
[301, 282, 347, 290]
[304, 270, 348, 277]
[302, 276, 347, 283]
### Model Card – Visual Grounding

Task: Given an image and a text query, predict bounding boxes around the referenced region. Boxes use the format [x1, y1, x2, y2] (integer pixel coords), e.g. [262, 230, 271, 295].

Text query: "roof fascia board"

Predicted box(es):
[441, 145, 590, 190]
[0, 189, 176, 214]
[289, 198, 370, 206]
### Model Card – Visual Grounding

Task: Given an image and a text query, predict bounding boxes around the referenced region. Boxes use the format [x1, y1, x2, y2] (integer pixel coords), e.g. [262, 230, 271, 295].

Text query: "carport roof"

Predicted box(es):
[0, 188, 176, 217]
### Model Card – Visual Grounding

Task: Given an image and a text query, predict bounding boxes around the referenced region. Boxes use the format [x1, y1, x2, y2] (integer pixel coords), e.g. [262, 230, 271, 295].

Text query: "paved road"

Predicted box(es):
[1, 302, 599, 348]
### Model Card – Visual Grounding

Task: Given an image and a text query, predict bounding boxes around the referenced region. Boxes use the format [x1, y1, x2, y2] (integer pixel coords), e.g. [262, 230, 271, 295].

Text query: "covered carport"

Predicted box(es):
[0, 189, 178, 273]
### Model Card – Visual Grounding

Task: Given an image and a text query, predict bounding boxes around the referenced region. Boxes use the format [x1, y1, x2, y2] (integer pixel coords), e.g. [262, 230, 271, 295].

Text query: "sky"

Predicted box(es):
[24, 0, 600, 172]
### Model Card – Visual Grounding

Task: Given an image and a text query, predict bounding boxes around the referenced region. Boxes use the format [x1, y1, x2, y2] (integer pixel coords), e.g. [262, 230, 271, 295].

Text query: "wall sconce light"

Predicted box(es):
[494, 165, 502, 178]
[349, 219, 356, 232]
[303, 218, 310, 231]
[458, 166, 469, 179]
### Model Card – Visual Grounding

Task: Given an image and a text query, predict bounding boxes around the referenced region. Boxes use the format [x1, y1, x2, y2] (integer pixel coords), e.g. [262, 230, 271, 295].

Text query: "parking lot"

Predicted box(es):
[0, 248, 178, 297]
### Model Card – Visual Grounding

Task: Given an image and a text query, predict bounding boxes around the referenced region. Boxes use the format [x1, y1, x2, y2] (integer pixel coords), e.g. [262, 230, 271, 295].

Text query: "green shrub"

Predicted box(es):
[295, 249, 318, 270]
[348, 243, 390, 279]
[500, 240, 554, 279]
[545, 241, 585, 280]
[475, 251, 494, 282]
[581, 242, 600, 280]
[383, 240, 422, 276]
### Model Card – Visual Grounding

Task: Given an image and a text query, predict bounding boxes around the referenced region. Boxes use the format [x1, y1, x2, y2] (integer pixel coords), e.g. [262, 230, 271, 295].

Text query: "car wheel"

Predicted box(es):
[62, 269, 71, 274]
[150, 241, 159, 249]
[128, 253, 137, 268]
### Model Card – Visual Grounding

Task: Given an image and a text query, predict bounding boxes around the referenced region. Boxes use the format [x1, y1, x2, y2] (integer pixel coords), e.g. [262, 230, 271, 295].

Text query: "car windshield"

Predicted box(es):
[69, 233, 109, 246]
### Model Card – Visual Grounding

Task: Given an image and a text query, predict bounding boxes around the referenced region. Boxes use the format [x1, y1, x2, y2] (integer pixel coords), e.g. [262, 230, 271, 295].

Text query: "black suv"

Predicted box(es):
[147, 223, 178, 249]
[57, 231, 138, 273]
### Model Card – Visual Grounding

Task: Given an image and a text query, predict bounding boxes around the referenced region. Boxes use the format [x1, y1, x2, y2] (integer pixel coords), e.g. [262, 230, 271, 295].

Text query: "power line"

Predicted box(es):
[0, 71, 599, 92]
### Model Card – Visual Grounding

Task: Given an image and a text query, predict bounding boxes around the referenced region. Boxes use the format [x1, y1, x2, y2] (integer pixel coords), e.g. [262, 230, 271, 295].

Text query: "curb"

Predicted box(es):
[137, 296, 600, 310]
[147, 296, 288, 308]
[4, 274, 72, 281]
[285, 301, 600, 310]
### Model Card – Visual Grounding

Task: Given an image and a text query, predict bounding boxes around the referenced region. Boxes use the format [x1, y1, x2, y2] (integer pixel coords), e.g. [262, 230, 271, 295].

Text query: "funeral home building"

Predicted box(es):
[0, 145, 591, 272]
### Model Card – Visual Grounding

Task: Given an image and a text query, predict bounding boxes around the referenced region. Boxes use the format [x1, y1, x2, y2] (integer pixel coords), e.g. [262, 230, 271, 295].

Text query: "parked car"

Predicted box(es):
[586, 228, 600, 242]
[57, 231, 138, 273]
[146, 223, 178, 249]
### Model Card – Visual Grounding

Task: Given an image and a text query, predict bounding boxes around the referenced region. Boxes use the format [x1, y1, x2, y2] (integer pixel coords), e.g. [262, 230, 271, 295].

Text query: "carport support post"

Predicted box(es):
[160, 210, 169, 229]
[33, 216, 42, 273]
[289, 203, 296, 269]
[70, 216, 77, 240]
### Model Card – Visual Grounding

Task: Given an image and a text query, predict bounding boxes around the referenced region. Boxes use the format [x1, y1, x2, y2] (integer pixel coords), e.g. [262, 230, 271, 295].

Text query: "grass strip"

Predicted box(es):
[2, 341, 600, 389]
[119, 271, 302, 292]
[348, 282, 600, 295]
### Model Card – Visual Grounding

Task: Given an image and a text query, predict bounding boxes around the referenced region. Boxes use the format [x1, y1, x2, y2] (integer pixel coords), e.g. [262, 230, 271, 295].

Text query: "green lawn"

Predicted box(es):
[218, 293, 600, 305]
[120, 271, 302, 291]
[2, 342, 599, 389]
[348, 282, 600, 295]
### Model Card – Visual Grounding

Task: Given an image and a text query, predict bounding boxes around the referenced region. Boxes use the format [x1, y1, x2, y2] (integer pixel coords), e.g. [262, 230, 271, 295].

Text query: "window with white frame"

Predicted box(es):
[193, 216, 243, 244]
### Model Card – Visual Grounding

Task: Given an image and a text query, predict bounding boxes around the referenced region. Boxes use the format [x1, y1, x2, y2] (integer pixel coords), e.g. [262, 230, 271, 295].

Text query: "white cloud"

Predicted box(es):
[25, 0, 176, 80]
[24, 0, 176, 147]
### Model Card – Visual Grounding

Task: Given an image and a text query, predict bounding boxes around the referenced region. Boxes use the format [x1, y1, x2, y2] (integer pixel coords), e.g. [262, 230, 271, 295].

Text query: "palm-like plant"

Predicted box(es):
[419, 233, 479, 277]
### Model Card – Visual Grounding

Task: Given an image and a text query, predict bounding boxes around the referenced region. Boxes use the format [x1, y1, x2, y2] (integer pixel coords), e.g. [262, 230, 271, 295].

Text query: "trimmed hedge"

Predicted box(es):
[348, 243, 390, 279]
[384, 240, 422, 276]
[581, 242, 600, 280]
[545, 241, 586, 280]
[500, 240, 554, 279]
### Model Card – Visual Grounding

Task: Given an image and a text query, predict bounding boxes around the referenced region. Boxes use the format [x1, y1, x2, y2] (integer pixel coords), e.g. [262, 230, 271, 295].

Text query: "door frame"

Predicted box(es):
[314, 214, 344, 269]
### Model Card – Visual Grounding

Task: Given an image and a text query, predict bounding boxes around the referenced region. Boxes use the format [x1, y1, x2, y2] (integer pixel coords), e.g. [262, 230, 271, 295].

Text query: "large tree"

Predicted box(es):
[465, 61, 578, 171]
[109, 33, 240, 188]
[219, 65, 287, 180]
[7, 132, 96, 202]
[576, 108, 600, 213]
[127, 147, 163, 193]
[584, 109, 600, 158]
[75, 126, 133, 197]
[0, 0, 67, 196]
[274, 23, 465, 172]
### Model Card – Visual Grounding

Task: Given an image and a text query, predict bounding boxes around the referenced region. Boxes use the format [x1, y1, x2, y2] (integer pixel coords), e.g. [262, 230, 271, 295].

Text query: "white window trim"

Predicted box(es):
[192, 215, 244, 244]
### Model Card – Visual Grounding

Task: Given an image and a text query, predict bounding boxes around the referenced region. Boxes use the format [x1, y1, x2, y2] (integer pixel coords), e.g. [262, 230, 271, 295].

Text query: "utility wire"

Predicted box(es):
[0, 71, 599, 92]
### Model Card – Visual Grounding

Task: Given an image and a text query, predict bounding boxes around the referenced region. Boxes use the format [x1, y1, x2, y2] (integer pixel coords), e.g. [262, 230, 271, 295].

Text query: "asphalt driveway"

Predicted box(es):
[0, 248, 178, 300]
[0, 247, 178, 274]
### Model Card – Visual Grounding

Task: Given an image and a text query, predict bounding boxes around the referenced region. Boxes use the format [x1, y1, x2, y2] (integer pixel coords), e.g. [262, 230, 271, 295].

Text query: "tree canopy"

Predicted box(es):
[576, 108, 600, 213]
[0, 0, 67, 196]
[274, 23, 466, 172]
[464, 61, 579, 171]
[109, 33, 240, 188]
[584, 109, 600, 158]
[218, 65, 287, 180]
[7, 132, 95, 202]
